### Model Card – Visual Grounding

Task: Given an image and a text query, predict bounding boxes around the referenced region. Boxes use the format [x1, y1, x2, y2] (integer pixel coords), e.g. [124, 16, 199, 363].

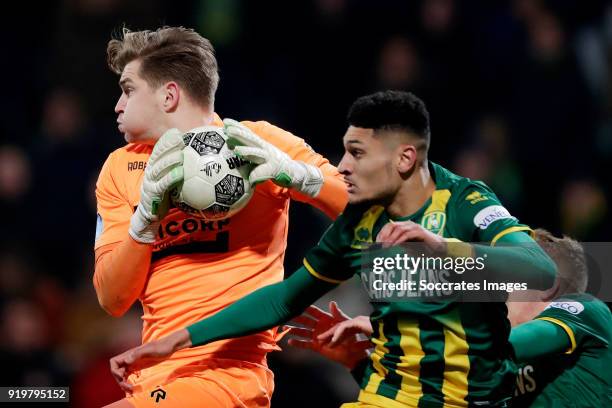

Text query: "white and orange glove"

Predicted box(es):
[129, 129, 184, 243]
[223, 118, 323, 197]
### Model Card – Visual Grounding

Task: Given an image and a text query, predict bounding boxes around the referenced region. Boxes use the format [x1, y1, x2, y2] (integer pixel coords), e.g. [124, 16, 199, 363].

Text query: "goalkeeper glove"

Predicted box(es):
[129, 129, 184, 243]
[223, 118, 324, 197]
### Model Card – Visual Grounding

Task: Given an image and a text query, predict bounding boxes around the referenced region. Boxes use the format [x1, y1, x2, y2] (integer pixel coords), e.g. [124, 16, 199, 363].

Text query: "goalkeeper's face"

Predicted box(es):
[338, 126, 407, 205]
[114, 60, 166, 144]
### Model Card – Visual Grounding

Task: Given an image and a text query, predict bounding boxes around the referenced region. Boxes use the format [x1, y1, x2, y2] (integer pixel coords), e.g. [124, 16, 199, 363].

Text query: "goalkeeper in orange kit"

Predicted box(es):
[95, 26, 347, 408]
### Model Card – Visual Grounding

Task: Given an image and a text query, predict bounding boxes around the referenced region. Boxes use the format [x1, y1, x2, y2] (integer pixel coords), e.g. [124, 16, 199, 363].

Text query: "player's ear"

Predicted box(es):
[161, 81, 180, 112]
[541, 277, 561, 301]
[397, 144, 417, 174]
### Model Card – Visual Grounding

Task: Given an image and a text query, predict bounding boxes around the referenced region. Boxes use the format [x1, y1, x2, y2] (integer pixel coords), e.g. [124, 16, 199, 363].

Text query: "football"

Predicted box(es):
[171, 126, 254, 220]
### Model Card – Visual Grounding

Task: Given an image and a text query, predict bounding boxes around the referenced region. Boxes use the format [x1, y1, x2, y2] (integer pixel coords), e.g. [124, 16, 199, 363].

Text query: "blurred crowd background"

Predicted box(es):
[1, 0, 611, 406]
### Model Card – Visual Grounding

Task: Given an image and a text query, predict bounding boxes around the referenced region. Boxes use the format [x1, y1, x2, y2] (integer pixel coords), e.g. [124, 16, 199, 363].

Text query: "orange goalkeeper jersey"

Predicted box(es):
[94, 117, 347, 386]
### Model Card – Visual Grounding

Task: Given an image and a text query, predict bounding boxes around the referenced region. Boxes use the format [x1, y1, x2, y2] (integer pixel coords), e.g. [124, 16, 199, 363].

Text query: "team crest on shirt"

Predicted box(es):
[421, 211, 446, 235]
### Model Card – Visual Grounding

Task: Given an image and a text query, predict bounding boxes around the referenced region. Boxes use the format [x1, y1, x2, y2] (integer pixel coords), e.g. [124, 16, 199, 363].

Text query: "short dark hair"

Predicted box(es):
[347, 90, 430, 149]
[107, 26, 219, 109]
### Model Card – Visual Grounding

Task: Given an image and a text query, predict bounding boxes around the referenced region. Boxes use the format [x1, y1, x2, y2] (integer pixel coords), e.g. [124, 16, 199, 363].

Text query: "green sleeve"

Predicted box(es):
[452, 181, 531, 243]
[187, 266, 338, 347]
[535, 294, 612, 352]
[473, 231, 557, 289]
[509, 319, 572, 363]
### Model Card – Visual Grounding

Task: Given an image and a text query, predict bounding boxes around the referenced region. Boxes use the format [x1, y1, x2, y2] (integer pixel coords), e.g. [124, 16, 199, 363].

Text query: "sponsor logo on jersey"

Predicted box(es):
[473, 205, 515, 230]
[95, 213, 104, 242]
[128, 161, 147, 171]
[465, 190, 490, 204]
[515, 364, 537, 396]
[545, 300, 584, 315]
[421, 211, 446, 235]
[157, 217, 230, 240]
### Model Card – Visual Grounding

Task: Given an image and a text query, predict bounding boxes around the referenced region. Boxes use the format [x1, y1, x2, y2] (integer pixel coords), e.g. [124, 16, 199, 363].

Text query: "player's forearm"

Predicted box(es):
[510, 319, 572, 362]
[473, 232, 557, 289]
[187, 267, 336, 347]
[93, 237, 152, 316]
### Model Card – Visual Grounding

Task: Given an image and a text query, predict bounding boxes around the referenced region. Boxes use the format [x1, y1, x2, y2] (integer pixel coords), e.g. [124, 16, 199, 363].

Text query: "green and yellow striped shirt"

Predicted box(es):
[304, 162, 529, 407]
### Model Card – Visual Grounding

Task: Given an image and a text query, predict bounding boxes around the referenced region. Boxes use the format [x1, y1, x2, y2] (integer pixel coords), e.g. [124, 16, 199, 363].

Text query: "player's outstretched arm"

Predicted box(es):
[472, 231, 558, 290]
[377, 221, 557, 290]
[93, 130, 184, 316]
[109, 267, 337, 390]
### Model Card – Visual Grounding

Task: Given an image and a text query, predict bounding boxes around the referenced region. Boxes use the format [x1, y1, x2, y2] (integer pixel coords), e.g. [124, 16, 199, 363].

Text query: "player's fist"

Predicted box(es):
[110, 329, 192, 393]
[223, 118, 324, 197]
[129, 129, 184, 243]
[376, 220, 445, 248]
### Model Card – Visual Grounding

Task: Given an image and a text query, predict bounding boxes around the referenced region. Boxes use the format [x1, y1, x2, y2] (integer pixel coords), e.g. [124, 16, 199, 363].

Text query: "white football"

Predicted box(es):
[171, 126, 254, 220]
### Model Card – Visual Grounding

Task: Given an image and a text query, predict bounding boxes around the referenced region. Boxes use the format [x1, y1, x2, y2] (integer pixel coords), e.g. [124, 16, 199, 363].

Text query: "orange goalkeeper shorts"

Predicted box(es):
[125, 358, 274, 408]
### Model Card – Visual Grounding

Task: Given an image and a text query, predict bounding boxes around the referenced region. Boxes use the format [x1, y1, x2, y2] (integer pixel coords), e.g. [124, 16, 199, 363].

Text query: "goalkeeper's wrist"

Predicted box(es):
[291, 161, 323, 197]
[128, 206, 157, 244]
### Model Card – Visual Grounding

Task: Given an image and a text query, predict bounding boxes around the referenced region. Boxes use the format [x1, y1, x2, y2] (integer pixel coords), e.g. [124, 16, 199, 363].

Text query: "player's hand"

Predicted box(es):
[223, 118, 324, 197]
[376, 220, 445, 249]
[317, 315, 373, 346]
[285, 302, 372, 370]
[129, 129, 184, 243]
[110, 329, 192, 393]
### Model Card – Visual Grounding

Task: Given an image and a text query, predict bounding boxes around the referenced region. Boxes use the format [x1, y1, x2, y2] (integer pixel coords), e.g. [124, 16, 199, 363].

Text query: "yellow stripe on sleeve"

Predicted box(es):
[536, 317, 577, 354]
[491, 226, 533, 246]
[303, 258, 344, 284]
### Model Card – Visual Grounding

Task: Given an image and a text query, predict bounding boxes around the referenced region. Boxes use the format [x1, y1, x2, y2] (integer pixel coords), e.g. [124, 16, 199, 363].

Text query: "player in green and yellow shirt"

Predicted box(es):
[509, 229, 612, 407]
[109, 91, 557, 407]
[285, 229, 611, 407]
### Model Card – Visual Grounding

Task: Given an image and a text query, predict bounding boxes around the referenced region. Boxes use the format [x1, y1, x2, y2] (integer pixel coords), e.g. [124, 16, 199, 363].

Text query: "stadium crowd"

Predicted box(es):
[0, 0, 611, 406]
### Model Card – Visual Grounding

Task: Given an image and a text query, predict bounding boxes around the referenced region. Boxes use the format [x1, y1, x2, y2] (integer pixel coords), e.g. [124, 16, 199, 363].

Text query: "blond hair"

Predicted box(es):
[107, 26, 219, 108]
[534, 228, 588, 294]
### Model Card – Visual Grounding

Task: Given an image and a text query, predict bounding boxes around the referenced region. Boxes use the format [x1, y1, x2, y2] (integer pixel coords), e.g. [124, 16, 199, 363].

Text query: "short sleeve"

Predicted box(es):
[452, 181, 531, 244]
[536, 295, 611, 354]
[94, 152, 133, 249]
[303, 213, 354, 284]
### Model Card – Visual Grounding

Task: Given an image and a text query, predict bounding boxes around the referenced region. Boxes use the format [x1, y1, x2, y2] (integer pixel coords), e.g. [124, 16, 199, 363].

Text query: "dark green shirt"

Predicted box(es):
[514, 294, 612, 407]
[304, 162, 530, 407]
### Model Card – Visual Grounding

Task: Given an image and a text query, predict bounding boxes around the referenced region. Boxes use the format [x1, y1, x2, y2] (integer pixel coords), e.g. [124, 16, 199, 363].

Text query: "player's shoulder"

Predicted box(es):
[318, 203, 380, 248]
[102, 143, 152, 173]
[341, 203, 381, 221]
[431, 162, 496, 201]
[432, 163, 507, 219]
[544, 293, 612, 323]
[333, 203, 385, 236]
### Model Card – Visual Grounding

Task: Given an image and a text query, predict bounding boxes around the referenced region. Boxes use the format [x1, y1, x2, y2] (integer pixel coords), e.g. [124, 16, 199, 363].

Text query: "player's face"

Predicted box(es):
[338, 126, 400, 205]
[115, 60, 165, 144]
